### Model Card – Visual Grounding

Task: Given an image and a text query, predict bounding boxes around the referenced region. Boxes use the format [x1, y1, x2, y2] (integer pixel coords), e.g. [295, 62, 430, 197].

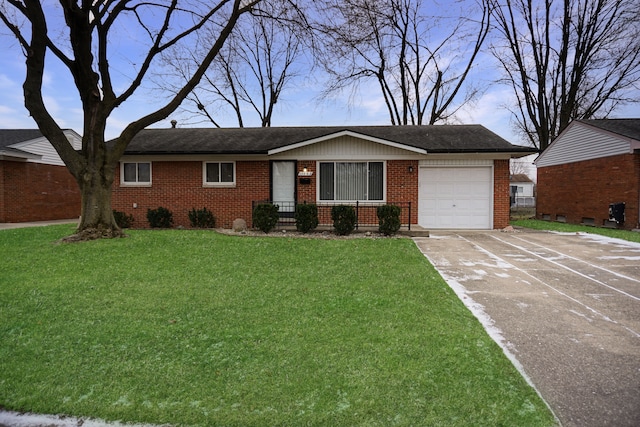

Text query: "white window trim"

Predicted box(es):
[202, 161, 236, 187]
[316, 160, 387, 203]
[120, 161, 152, 187]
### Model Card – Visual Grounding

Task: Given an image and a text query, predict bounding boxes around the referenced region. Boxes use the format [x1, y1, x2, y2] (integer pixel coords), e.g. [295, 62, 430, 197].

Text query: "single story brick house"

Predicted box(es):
[535, 119, 640, 229]
[112, 125, 535, 230]
[0, 129, 81, 223]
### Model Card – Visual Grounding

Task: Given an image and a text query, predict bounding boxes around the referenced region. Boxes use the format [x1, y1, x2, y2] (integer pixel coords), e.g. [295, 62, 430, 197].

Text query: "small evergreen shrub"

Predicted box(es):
[188, 207, 216, 228]
[252, 203, 279, 233]
[377, 204, 402, 235]
[147, 206, 174, 228]
[295, 203, 319, 233]
[113, 210, 134, 229]
[331, 205, 356, 236]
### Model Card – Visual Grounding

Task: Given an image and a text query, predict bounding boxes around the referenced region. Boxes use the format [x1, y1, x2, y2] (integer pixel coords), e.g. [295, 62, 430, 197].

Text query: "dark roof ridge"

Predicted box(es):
[124, 125, 535, 155]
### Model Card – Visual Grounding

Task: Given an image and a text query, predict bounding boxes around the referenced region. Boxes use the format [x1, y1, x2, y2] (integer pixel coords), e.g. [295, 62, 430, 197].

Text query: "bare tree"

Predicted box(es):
[161, 1, 306, 127]
[0, 0, 259, 239]
[315, 0, 491, 125]
[490, 0, 640, 151]
[510, 156, 534, 176]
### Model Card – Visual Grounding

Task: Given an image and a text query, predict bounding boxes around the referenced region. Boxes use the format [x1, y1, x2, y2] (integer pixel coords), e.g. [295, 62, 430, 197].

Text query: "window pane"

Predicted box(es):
[220, 163, 234, 182]
[368, 162, 383, 200]
[206, 163, 220, 182]
[319, 163, 334, 200]
[137, 163, 150, 182]
[123, 163, 137, 182]
[336, 162, 366, 200]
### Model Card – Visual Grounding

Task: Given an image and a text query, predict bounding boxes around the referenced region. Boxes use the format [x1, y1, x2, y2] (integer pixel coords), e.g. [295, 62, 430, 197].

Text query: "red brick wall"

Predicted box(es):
[537, 153, 640, 229]
[0, 161, 4, 222]
[296, 161, 316, 204]
[112, 160, 270, 229]
[387, 160, 419, 225]
[112, 159, 420, 229]
[494, 159, 511, 229]
[0, 160, 81, 222]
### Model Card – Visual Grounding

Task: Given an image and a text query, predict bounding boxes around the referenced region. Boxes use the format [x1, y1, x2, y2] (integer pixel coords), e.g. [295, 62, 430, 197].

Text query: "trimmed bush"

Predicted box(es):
[331, 205, 357, 236]
[377, 204, 402, 235]
[147, 207, 174, 228]
[295, 203, 319, 233]
[188, 207, 216, 228]
[253, 203, 279, 233]
[113, 210, 134, 229]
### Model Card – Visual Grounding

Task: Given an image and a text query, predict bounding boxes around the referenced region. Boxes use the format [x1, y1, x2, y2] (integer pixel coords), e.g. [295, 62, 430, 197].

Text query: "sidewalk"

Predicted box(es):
[0, 219, 78, 230]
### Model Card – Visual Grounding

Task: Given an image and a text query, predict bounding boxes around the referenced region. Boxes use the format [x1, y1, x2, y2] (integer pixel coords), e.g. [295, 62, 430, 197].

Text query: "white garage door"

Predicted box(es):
[419, 167, 492, 229]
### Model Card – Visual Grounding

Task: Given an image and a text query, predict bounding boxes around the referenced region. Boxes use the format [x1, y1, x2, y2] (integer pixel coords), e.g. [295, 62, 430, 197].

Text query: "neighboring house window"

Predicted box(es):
[121, 162, 151, 186]
[319, 161, 384, 201]
[204, 161, 235, 186]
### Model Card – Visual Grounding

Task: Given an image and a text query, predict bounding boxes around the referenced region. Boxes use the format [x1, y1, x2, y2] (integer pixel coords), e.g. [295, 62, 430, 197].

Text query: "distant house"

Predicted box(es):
[112, 125, 535, 230]
[535, 119, 640, 229]
[510, 174, 536, 207]
[0, 129, 81, 222]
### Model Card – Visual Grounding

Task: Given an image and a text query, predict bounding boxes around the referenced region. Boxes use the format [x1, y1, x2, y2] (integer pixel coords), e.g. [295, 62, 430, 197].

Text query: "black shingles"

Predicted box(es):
[0, 129, 44, 148]
[579, 119, 640, 141]
[123, 125, 534, 155]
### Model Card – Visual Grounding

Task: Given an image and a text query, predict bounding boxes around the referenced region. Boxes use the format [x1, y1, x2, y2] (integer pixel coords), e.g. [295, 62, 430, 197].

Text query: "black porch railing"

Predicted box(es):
[251, 200, 412, 231]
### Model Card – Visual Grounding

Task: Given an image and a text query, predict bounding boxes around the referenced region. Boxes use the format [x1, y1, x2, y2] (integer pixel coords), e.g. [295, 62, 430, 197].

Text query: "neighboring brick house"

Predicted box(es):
[535, 119, 640, 230]
[0, 129, 81, 223]
[112, 125, 535, 230]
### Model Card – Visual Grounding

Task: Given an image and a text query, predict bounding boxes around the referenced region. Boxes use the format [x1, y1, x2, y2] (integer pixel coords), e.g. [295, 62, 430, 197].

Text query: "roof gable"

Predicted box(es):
[0, 129, 82, 165]
[267, 130, 427, 155]
[536, 119, 640, 167]
[581, 119, 640, 141]
[0, 129, 44, 149]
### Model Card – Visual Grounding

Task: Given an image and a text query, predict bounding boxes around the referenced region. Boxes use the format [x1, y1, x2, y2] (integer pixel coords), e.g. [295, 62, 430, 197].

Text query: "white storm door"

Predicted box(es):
[272, 161, 296, 213]
[419, 167, 492, 229]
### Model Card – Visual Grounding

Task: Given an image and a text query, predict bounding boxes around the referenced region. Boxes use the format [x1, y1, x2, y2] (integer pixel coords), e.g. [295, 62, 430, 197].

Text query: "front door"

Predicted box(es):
[271, 161, 296, 216]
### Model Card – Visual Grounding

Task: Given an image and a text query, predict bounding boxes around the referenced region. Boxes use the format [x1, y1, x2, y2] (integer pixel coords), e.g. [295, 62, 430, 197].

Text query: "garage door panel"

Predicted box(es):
[418, 167, 492, 229]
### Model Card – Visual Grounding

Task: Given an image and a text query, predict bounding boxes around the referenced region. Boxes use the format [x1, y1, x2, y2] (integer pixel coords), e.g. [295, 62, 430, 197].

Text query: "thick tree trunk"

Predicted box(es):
[65, 166, 124, 241]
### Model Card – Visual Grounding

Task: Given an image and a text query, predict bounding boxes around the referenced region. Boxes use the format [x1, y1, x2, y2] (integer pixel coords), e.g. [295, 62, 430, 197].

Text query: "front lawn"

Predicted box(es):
[512, 219, 640, 243]
[0, 226, 556, 426]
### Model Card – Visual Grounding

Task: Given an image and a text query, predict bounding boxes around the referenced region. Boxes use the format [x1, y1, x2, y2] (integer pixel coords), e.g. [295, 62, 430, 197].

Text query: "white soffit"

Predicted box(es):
[267, 130, 428, 156]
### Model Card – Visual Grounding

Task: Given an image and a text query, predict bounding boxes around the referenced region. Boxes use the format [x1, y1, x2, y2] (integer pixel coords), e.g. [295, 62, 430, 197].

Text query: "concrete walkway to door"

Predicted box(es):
[414, 229, 640, 427]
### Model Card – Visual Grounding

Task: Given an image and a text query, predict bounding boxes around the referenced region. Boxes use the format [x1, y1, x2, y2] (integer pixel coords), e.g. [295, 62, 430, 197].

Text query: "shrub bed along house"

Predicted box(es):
[253, 203, 280, 233]
[331, 205, 357, 236]
[294, 203, 319, 233]
[188, 207, 216, 228]
[377, 204, 402, 235]
[147, 207, 174, 228]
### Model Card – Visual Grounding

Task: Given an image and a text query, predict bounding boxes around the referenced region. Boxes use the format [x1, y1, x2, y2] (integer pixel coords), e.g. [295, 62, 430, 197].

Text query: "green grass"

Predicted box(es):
[512, 219, 640, 243]
[0, 225, 556, 426]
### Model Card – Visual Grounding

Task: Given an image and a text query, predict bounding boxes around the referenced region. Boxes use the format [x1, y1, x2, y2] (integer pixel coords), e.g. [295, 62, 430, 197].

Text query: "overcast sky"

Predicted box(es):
[0, 43, 519, 141]
[0, 1, 637, 181]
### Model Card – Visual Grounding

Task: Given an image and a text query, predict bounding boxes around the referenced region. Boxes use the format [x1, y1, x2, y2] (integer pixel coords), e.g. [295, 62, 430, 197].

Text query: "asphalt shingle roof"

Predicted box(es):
[0, 129, 44, 149]
[579, 119, 640, 141]
[123, 125, 535, 155]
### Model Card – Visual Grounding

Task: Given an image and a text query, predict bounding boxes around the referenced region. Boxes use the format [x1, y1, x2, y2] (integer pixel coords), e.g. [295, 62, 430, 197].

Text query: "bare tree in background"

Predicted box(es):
[161, 1, 306, 127]
[315, 0, 491, 125]
[510, 156, 533, 176]
[490, 0, 640, 151]
[0, 0, 259, 239]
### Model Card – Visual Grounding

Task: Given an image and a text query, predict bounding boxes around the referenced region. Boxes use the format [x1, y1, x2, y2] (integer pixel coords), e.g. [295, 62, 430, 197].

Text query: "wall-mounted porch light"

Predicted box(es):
[408, 166, 414, 173]
[298, 166, 313, 177]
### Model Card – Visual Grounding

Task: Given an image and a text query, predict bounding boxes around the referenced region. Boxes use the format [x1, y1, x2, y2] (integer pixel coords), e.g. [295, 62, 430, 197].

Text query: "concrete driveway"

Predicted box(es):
[414, 229, 640, 427]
